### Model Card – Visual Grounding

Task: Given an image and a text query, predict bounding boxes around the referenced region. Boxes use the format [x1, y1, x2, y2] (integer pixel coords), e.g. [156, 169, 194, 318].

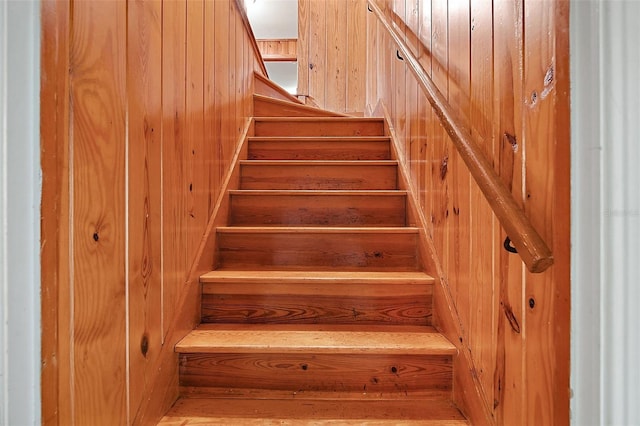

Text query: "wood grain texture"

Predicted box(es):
[41, 0, 269, 423]
[40, 1, 70, 423]
[365, 0, 570, 423]
[492, 1, 525, 424]
[247, 136, 390, 159]
[161, 0, 188, 342]
[216, 227, 420, 271]
[253, 94, 345, 117]
[256, 39, 297, 61]
[297, 0, 310, 97]
[127, 0, 163, 417]
[228, 190, 406, 227]
[69, 0, 128, 423]
[159, 397, 468, 425]
[254, 117, 385, 137]
[239, 161, 399, 190]
[300, 0, 367, 113]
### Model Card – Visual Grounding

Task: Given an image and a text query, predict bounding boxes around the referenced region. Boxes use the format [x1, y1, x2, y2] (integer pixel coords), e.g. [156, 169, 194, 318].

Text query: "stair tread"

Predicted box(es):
[159, 397, 468, 425]
[254, 117, 384, 123]
[229, 189, 406, 195]
[201, 270, 434, 284]
[241, 160, 397, 165]
[216, 226, 419, 234]
[175, 324, 455, 354]
[248, 136, 391, 141]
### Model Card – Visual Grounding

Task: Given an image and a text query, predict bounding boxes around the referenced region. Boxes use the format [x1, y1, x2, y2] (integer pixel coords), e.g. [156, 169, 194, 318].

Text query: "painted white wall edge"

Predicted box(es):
[0, 0, 41, 424]
[571, 1, 640, 425]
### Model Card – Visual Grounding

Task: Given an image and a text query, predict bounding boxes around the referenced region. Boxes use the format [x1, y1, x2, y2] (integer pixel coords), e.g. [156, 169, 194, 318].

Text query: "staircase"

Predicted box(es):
[159, 85, 468, 424]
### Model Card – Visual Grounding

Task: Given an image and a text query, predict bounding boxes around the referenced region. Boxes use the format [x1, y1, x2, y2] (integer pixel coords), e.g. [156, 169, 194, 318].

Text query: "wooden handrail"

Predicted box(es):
[367, 0, 553, 273]
[234, 0, 269, 77]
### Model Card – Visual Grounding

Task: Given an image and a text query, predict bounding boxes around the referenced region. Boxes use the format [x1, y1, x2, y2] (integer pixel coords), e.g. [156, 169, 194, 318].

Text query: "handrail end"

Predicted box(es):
[528, 255, 554, 274]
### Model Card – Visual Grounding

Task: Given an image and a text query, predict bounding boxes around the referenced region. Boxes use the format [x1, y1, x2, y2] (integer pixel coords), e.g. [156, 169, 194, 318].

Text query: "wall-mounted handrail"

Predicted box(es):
[367, 0, 553, 273]
[235, 0, 269, 77]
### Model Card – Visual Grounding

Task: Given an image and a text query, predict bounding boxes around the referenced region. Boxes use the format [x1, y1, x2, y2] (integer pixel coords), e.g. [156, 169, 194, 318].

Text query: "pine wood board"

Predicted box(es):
[254, 117, 385, 137]
[229, 191, 406, 227]
[159, 397, 468, 425]
[176, 324, 455, 354]
[239, 161, 399, 191]
[248, 136, 391, 160]
[201, 270, 434, 284]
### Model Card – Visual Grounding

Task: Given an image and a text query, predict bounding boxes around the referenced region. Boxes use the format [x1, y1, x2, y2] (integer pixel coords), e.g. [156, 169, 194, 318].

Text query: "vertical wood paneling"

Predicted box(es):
[447, 0, 473, 401]
[308, 0, 326, 108]
[70, 0, 128, 423]
[522, 1, 557, 424]
[186, 0, 207, 260]
[42, 0, 269, 423]
[215, 0, 231, 193]
[162, 0, 188, 336]
[297, 0, 310, 99]
[127, 0, 163, 416]
[466, 0, 495, 407]
[347, 0, 366, 113]
[430, 0, 449, 274]
[204, 0, 218, 216]
[40, 0, 71, 423]
[493, 0, 525, 423]
[365, 0, 570, 423]
[301, 0, 367, 113]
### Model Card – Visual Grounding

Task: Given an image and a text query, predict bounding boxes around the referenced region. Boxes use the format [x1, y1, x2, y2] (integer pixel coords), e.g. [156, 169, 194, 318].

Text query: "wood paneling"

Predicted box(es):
[365, 0, 570, 424]
[299, 0, 367, 114]
[256, 39, 297, 61]
[70, 0, 128, 423]
[40, 0, 266, 423]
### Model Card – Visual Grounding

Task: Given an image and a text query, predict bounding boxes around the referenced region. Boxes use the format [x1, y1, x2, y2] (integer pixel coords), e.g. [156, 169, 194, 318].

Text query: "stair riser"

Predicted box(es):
[254, 120, 385, 137]
[229, 194, 406, 227]
[179, 353, 452, 393]
[216, 232, 420, 271]
[240, 164, 398, 190]
[201, 293, 432, 325]
[254, 99, 342, 117]
[248, 140, 391, 160]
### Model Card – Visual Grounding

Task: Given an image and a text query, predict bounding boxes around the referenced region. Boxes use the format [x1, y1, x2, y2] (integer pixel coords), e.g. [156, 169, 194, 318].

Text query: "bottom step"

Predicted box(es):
[159, 397, 468, 425]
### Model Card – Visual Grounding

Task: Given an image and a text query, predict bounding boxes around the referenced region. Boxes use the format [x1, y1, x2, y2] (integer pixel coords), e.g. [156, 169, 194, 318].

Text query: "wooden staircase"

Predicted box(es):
[159, 90, 468, 424]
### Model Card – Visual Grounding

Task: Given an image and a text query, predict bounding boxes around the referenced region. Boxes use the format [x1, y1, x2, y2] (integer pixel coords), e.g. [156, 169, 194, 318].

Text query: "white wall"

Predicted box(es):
[246, 0, 297, 39]
[571, 1, 640, 425]
[0, 0, 41, 424]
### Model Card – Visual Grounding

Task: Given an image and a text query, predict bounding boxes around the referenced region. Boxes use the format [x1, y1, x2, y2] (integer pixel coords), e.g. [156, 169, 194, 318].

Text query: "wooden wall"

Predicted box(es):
[297, 0, 368, 114]
[40, 0, 265, 424]
[365, 0, 570, 424]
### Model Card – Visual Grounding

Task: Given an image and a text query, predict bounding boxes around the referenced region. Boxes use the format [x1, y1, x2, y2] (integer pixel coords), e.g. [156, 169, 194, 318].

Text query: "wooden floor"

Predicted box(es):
[158, 92, 468, 424]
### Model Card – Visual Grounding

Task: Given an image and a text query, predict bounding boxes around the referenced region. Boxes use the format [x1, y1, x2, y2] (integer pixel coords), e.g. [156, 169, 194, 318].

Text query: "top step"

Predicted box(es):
[254, 117, 385, 137]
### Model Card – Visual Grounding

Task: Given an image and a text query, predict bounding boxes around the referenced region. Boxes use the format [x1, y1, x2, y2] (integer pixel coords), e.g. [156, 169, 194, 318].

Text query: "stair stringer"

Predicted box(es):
[253, 71, 303, 104]
[132, 119, 254, 425]
[378, 101, 496, 426]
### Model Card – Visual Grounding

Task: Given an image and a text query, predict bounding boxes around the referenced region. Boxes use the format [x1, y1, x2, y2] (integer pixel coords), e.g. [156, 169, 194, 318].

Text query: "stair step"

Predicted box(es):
[216, 227, 420, 271]
[200, 270, 433, 325]
[159, 397, 468, 425]
[200, 270, 435, 284]
[239, 160, 398, 190]
[254, 117, 385, 137]
[176, 324, 454, 393]
[176, 324, 455, 354]
[253, 94, 347, 117]
[229, 190, 407, 227]
[248, 136, 391, 160]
